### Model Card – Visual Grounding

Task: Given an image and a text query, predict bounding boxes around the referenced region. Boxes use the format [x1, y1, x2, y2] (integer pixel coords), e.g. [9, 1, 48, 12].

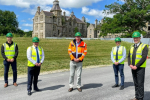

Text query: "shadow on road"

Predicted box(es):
[41, 85, 65, 91]
[17, 80, 42, 85]
[82, 83, 103, 90]
[144, 91, 150, 100]
[124, 82, 134, 88]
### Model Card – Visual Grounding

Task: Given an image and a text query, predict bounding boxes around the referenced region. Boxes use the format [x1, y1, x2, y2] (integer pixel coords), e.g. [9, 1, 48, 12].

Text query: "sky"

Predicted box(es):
[0, 0, 124, 32]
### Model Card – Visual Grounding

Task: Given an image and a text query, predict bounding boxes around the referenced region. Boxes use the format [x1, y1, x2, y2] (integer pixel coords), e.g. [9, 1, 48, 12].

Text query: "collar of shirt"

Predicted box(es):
[76, 41, 81, 46]
[32, 45, 38, 49]
[135, 42, 141, 47]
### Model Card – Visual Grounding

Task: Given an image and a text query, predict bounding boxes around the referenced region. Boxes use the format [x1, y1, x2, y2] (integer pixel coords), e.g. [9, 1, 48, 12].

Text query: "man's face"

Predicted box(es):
[7, 37, 12, 42]
[75, 36, 81, 43]
[33, 42, 39, 47]
[133, 37, 141, 44]
[116, 41, 121, 46]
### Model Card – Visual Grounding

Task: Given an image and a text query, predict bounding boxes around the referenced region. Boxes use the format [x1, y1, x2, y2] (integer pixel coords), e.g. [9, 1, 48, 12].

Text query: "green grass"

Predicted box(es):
[0, 37, 132, 77]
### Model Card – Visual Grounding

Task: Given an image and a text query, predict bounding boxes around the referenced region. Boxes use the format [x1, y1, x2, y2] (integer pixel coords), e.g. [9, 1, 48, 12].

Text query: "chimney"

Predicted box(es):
[63, 11, 66, 16]
[37, 6, 40, 12]
[82, 16, 85, 22]
[95, 19, 98, 28]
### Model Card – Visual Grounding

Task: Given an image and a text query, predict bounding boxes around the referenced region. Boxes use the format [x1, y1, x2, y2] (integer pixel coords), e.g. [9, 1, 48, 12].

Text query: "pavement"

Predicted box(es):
[0, 60, 150, 100]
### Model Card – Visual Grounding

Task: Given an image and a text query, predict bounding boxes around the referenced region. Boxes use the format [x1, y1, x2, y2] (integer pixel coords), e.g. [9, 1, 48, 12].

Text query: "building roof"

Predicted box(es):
[66, 16, 85, 23]
[43, 11, 54, 16]
[51, 4, 61, 11]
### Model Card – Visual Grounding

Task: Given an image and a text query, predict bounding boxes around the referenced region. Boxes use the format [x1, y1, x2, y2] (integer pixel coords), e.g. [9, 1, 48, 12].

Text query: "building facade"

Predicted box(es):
[32, 0, 87, 38]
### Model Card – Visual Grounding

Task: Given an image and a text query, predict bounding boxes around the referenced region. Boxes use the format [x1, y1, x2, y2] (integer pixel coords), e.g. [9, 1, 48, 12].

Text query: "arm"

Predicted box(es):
[27, 47, 36, 65]
[111, 50, 115, 63]
[128, 50, 131, 66]
[118, 47, 126, 64]
[1, 45, 8, 60]
[13, 44, 18, 60]
[78, 43, 87, 61]
[68, 42, 75, 60]
[40, 49, 45, 63]
[136, 46, 148, 67]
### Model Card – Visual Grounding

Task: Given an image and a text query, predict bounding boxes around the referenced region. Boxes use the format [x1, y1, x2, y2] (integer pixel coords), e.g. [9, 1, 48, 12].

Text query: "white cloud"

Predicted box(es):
[86, 18, 90, 22]
[120, 0, 125, 3]
[82, 7, 115, 18]
[21, 20, 26, 22]
[24, 29, 30, 32]
[28, 18, 33, 22]
[0, 0, 103, 8]
[22, 23, 33, 27]
[61, 9, 70, 16]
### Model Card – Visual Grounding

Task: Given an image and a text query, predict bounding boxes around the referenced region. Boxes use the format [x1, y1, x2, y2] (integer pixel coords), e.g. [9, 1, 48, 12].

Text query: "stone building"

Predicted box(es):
[87, 19, 101, 38]
[87, 19, 124, 38]
[32, 0, 87, 38]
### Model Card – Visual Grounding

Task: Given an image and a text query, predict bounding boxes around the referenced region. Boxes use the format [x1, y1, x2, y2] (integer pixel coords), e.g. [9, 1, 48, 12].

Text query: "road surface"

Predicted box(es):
[0, 60, 150, 100]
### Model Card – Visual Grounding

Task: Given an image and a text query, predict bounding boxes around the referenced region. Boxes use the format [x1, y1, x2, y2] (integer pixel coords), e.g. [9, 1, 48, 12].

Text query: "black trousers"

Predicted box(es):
[132, 68, 145, 100]
[3, 60, 17, 84]
[27, 66, 40, 91]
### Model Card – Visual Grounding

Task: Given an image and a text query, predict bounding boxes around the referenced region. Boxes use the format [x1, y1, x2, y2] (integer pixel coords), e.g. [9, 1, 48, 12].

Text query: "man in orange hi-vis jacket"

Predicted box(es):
[68, 32, 87, 92]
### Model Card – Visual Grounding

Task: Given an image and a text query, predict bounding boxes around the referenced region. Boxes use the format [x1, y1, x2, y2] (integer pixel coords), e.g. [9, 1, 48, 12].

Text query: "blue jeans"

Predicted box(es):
[3, 60, 17, 84]
[113, 64, 124, 86]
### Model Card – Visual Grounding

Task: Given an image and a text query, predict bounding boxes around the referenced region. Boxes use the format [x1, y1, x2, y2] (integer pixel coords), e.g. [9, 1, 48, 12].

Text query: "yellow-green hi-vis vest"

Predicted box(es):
[130, 43, 148, 68]
[3, 43, 16, 59]
[112, 46, 125, 64]
[27, 46, 43, 67]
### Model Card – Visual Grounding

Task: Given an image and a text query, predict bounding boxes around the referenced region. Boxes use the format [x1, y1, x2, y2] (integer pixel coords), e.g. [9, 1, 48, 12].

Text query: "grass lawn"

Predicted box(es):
[0, 37, 133, 77]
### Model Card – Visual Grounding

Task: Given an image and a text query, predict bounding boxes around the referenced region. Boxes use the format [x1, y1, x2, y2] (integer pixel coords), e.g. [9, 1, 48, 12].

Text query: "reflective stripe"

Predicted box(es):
[136, 58, 141, 60]
[69, 53, 72, 55]
[84, 50, 87, 52]
[68, 49, 71, 51]
[82, 54, 85, 56]
[72, 52, 75, 53]
[5, 55, 14, 56]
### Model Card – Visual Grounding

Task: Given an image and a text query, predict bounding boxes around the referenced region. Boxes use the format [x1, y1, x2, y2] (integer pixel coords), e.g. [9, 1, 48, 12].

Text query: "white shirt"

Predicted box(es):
[27, 45, 45, 64]
[135, 42, 141, 47]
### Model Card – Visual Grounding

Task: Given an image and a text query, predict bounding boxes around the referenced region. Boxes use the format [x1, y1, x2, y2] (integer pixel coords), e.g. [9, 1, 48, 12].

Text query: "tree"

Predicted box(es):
[74, 27, 79, 33]
[101, 0, 150, 37]
[0, 10, 18, 35]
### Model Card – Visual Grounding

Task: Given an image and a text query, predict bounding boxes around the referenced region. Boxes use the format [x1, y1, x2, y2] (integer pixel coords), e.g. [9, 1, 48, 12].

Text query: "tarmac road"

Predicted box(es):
[0, 60, 150, 100]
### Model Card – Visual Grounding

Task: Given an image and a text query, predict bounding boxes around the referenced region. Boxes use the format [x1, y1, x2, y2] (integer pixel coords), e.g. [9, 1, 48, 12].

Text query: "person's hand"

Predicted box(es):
[132, 66, 137, 70]
[7, 59, 10, 62]
[35, 63, 39, 66]
[129, 65, 133, 69]
[10, 59, 14, 62]
[38, 63, 42, 67]
[114, 62, 119, 65]
[76, 59, 80, 62]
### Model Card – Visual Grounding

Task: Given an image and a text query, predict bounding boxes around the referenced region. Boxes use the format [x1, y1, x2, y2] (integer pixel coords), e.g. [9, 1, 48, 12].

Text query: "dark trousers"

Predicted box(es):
[113, 64, 124, 86]
[27, 66, 40, 91]
[3, 60, 17, 84]
[132, 68, 145, 100]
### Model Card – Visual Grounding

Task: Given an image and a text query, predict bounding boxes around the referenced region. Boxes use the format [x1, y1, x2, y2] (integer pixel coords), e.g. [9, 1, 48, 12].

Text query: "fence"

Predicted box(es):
[46, 37, 150, 45]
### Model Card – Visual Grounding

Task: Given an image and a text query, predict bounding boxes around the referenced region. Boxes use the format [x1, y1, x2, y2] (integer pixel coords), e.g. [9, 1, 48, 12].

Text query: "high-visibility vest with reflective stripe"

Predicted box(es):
[130, 43, 148, 68]
[27, 46, 43, 67]
[3, 43, 16, 59]
[112, 46, 125, 64]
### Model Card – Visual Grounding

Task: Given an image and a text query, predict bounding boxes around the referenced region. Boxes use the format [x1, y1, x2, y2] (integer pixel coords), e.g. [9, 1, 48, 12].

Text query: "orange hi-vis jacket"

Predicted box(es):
[68, 39, 87, 62]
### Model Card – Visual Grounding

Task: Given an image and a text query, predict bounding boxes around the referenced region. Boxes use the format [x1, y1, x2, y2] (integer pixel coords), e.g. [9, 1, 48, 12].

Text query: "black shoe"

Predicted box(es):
[68, 88, 73, 92]
[28, 91, 32, 96]
[120, 86, 124, 90]
[112, 84, 119, 88]
[34, 88, 41, 92]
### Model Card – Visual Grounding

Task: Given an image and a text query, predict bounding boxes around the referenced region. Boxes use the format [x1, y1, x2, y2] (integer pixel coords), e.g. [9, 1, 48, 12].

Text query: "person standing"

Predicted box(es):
[1, 33, 18, 88]
[68, 32, 87, 92]
[111, 37, 126, 90]
[129, 32, 148, 100]
[27, 37, 45, 96]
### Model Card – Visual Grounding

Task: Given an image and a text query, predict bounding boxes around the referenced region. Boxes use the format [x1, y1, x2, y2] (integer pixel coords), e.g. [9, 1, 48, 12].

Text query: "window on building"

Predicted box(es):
[35, 24, 38, 31]
[148, 26, 150, 31]
[90, 35, 91, 38]
[35, 16, 38, 22]
[40, 15, 43, 21]
[90, 29, 92, 34]
[40, 24, 43, 30]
